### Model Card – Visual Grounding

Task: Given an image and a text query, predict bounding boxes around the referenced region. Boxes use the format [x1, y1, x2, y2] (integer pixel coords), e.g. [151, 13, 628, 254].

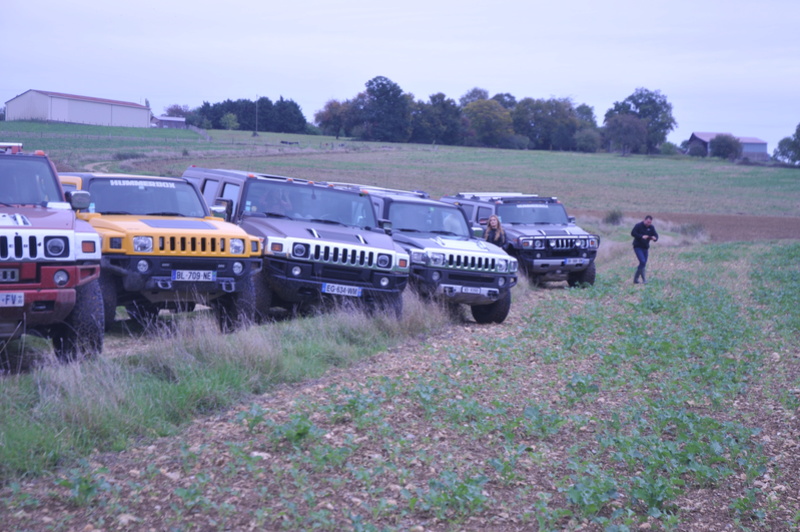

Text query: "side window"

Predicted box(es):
[477, 206, 493, 224]
[221, 182, 241, 214]
[202, 179, 220, 205]
[459, 204, 475, 221]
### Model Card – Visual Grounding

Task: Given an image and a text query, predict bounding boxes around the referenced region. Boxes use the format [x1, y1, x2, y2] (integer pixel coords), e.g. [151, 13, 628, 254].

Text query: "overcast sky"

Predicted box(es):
[3, 0, 799, 151]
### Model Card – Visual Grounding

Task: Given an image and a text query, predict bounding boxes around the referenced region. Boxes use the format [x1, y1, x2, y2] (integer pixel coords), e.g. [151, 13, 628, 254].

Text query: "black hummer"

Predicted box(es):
[334, 185, 518, 324]
[440, 192, 599, 287]
[182, 167, 410, 318]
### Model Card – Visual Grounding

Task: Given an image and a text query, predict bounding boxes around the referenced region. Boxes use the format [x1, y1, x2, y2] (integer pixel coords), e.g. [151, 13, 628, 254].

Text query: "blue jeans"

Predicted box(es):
[634, 247, 649, 280]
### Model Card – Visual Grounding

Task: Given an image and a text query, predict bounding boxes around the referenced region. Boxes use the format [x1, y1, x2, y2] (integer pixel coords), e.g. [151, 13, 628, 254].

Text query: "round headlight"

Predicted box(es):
[292, 243, 308, 258]
[232, 261, 244, 275]
[53, 269, 69, 287]
[429, 253, 445, 267]
[379, 276, 390, 287]
[137, 259, 150, 273]
[534, 240, 545, 250]
[376, 254, 392, 268]
[133, 236, 153, 253]
[410, 251, 426, 264]
[45, 237, 67, 257]
[496, 259, 508, 272]
[291, 266, 302, 277]
[230, 238, 245, 255]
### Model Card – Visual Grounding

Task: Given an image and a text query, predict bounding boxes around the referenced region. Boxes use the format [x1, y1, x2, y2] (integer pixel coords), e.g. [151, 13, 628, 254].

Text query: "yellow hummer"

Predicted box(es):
[59, 173, 262, 332]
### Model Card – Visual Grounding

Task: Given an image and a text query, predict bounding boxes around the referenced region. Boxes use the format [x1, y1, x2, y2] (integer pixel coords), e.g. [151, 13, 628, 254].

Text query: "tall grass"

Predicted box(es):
[0, 292, 451, 481]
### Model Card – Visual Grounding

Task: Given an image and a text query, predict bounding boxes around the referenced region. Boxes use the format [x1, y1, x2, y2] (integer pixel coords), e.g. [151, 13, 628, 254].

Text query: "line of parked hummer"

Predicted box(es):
[1, 142, 600, 363]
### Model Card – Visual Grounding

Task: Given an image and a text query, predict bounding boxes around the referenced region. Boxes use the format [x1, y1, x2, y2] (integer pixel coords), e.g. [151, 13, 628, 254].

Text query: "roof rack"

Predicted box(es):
[326, 182, 430, 199]
[453, 192, 539, 201]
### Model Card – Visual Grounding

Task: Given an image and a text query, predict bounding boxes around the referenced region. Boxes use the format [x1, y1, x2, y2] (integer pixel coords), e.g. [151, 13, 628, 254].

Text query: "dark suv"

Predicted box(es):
[182, 167, 410, 318]
[334, 185, 518, 323]
[441, 193, 599, 287]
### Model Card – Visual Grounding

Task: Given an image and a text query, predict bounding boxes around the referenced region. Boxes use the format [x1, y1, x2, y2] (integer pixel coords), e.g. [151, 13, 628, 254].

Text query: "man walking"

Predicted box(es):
[631, 215, 659, 284]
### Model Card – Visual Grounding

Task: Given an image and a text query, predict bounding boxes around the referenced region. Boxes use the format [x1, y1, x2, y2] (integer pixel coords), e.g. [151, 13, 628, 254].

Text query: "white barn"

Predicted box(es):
[4, 90, 151, 128]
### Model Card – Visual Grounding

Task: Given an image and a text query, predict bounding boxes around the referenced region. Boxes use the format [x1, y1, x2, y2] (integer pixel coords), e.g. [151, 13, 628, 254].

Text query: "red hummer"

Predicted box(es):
[1, 142, 103, 362]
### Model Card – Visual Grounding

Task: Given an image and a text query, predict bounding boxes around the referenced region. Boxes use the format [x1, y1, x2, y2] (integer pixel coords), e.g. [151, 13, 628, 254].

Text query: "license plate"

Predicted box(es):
[565, 258, 585, 265]
[322, 283, 362, 297]
[0, 268, 19, 282]
[0, 292, 24, 307]
[172, 270, 216, 282]
[461, 286, 481, 294]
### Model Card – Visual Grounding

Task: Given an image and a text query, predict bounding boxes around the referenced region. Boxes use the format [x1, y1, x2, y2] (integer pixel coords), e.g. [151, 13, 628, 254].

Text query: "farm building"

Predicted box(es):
[4, 90, 151, 128]
[687, 132, 769, 161]
[151, 115, 187, 129]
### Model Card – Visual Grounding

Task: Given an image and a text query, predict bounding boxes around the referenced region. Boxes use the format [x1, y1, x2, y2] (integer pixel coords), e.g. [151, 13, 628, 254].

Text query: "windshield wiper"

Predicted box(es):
[396, 227, 423, 233]
[99, 210, 132, 215]
[430, 230, 461, 236]
[146, 212, 186, 217]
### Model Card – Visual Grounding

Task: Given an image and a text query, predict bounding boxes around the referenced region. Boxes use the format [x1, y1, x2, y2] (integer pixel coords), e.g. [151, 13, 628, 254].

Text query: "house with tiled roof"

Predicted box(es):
[687, 132, 768, 161]
[4, 90, 151, 128]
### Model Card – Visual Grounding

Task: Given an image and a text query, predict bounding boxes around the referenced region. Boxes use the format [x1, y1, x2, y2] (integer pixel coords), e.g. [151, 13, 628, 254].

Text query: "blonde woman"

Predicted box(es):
[484, 214, 507, 247]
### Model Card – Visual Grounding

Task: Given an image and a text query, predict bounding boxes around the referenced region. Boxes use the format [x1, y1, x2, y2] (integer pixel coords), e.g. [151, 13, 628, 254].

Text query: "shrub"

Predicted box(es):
[659, 142, 679, 155]
[112, 151, 146, 161]
[688, 144, 706, 157]
[603, 209, 624, 225]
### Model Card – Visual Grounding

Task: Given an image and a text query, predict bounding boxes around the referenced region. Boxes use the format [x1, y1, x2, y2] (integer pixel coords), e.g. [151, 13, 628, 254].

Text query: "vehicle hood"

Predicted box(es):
[393, 232, 506, 256]
[504, 223, 592, 239]
[0, 204, 76, 230]
[241, 217, 397, 250]
[83, 215, 251, 237]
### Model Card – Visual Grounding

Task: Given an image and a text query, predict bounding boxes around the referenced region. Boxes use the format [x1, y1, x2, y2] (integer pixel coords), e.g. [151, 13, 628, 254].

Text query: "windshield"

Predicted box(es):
[86, 178, 207, 217]
[0, 157, 62, 204]
[496, 203, 569, 225]
[242, 180, 377, 229]
[389, 201, 470, 237]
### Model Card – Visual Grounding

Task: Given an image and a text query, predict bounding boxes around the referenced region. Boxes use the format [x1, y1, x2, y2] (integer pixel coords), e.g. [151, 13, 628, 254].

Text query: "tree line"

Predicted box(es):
[164, 97, 308, 135]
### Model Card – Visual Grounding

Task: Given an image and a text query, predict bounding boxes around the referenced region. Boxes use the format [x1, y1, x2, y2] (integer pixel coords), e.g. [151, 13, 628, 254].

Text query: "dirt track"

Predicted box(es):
[573, 210, 800, 242]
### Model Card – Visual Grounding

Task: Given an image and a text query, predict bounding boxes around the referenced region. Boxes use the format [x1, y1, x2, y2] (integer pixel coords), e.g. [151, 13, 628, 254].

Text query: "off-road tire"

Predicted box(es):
[568, 261, 596, 288]
[99, 273, 119, 331]
[253, 270, 273, 323]
[213, 273, 256, 333]
[52, 279, 104, 361]
[471, 290, 512, 324]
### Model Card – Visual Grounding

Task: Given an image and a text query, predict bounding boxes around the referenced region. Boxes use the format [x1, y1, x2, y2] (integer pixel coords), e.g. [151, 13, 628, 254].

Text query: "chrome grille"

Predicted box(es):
[0, 235, 40, 260]
[548, 238, 577, 250]
[444, 253, 497, 271]
[312, 244, 376, 267]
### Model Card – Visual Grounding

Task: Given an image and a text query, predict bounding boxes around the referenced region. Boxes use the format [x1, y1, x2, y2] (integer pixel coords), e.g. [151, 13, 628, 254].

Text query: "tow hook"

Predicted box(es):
[221, 281, 235, 293]
[157, 280, 173, 290]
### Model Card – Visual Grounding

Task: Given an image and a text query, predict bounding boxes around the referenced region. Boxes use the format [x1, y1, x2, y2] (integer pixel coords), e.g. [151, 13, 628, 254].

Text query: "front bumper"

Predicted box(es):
[410, 266, 516, 305]
[103, 255, 262, 302]
[519, 254, 595, 280]
[265, 257, 407, 303]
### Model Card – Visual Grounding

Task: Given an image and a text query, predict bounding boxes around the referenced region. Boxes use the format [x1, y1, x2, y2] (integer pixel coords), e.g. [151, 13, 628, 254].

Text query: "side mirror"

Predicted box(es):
[472, 226, 485, 238]
[378, 219, 393, 235]
[67, 190, 91, 211]
[213, 199, 233, 221]
[568, 216, 576, 224]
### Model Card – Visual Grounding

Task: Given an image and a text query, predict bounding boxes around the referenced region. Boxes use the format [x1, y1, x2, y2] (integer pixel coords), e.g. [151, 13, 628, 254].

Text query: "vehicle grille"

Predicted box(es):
[0, 235, 41, 260]
[548, 238, 578, 250]
[156, 236, 228, 255]
[311, 244, 378, 268]
[444, 253, 498, 271]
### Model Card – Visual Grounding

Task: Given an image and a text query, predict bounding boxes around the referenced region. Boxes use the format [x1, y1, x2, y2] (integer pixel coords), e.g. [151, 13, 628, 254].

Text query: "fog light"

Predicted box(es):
[291, 266, 302, 277]
[53, 270, 69, 287]
[232, 261, 244, 275]
[137, 260, 149, 273]
[498, 277, 506, 287]
[431, 271, 441, 282]
[379, 276, 390, 288]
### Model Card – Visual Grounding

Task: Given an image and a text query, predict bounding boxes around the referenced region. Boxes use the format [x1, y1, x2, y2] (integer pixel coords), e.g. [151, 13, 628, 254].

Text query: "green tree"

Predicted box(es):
[603, 114, 647, 155]
[574, 128, 601, 153]
[409, 93, 464, 145]
[220, 112, 239, 130]
[164, 104, 190, 117]
[491, 93, 517, 110]
[462, 99, 513, 147]
[362, 76, 411, 142]
[605, 88, 677, 153]
[575, 104, 597, 129]
[271, 97, 307, 133]
[315, 100, 347, 138]
[512, 97, 580, 150]
[709, 134, 742, 160]
[459, 87, 489, 107]
[773, 123, 800, 164]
